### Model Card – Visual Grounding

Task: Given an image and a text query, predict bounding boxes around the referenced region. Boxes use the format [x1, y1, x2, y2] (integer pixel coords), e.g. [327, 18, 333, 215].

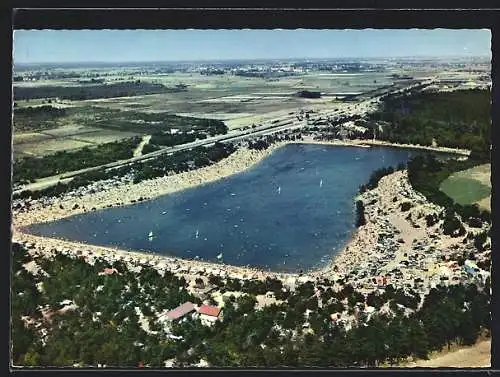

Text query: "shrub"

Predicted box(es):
[425, 214, 437, 227]
[355, 200, 366, 227]
[443, 214, 462, 236]
[467, 217, 483, 228]
[401, 202, 413, 212]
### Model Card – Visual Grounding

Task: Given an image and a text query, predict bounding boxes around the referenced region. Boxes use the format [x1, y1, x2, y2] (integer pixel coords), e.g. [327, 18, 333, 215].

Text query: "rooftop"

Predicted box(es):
[162, 301, 196, 321]
[198, 304, 221, 318]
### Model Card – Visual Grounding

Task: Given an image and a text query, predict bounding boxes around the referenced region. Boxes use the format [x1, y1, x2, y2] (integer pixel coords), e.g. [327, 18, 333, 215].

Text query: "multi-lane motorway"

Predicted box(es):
[12, 79, 433, 196]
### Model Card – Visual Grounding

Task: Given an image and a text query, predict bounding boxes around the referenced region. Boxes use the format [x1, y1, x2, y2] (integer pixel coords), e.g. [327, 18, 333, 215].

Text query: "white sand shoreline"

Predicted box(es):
[12, 139, 471, 283]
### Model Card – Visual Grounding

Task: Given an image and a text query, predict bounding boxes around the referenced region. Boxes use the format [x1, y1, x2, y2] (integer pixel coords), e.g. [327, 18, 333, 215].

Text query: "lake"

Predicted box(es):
[24, 143, 423, 272]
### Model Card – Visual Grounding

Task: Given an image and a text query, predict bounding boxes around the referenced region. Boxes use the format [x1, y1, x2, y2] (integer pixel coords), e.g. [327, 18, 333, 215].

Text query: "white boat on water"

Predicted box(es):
[277, 186, 281, 194]
[195, 229, 199, 239]
[216, 253, 223, 260]
[148, 231, 155, 241]
[320, 179, 323, 187]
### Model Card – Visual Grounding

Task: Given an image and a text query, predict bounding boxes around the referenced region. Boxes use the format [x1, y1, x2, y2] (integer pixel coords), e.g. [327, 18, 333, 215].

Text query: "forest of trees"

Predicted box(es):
[13, 102, 229, 136]
[13, 105, 69, 131]
[368, 89, 491, 162]
[90, 111, 228, 136]
[11, 242, 490, 368]
[148, 117, 229, 148]
[13, 137, 142, 185]
[361, 88, 491, 242]
[13, 81, 178, 101]
[13, 142, 237, 201]
[149, 132, 203, 147]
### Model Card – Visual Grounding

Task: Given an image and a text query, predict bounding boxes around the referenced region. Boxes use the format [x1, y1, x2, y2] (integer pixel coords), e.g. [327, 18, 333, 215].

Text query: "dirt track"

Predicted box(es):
[405, 340, 491, 368]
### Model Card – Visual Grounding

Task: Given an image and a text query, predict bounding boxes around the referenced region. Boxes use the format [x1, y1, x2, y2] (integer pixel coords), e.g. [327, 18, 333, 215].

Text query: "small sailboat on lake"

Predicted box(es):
[148, 231, 154, 241]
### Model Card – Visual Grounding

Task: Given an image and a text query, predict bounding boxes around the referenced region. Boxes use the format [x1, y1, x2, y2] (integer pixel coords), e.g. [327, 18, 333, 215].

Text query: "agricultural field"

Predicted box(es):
[12, 70, 397, 158]
[75, 72, 393, 130]
[12, 117, 142, 159]
[439, 164, 491, 211]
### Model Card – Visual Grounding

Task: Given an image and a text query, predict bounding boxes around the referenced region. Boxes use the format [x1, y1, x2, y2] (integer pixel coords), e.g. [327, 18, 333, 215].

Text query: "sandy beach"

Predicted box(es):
[12, 139, 474, 286]
[13, 143, 287, 228]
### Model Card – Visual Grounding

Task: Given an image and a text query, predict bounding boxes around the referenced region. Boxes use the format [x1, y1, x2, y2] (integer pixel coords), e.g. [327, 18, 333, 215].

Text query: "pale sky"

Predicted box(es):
[13, 29, 491, 64]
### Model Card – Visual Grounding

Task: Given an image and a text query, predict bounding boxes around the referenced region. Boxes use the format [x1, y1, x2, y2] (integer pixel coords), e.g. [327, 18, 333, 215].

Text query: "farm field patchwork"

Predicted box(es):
[13, 125, 142, 158]
[13, 138, 95, 158]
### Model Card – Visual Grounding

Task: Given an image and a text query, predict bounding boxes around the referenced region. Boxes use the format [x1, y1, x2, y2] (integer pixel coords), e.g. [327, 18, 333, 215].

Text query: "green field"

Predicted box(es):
[439, 164, 491, 210]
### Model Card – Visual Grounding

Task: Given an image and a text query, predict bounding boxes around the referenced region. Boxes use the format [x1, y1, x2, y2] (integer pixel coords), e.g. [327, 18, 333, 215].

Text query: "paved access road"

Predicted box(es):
[13, 79, 432, 195]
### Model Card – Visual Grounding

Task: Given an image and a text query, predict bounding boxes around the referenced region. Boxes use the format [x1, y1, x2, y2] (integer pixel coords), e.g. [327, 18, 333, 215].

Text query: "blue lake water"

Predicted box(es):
[24, 144, 424, 272]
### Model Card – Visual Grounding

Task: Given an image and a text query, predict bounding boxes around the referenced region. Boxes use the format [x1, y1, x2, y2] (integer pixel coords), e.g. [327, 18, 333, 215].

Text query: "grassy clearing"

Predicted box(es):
[439, 164, 491, 209]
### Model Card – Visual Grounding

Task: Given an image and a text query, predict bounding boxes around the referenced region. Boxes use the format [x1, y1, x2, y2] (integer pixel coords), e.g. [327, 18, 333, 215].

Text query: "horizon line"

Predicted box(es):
[13, 54, 492, 67]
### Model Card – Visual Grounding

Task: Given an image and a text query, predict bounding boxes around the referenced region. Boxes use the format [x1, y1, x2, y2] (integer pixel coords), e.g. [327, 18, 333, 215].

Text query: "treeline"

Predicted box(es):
[296, 90, 321, 99]
[13, 81, 176, 101]
[369, 89, 491, 161]
[200, 69, 225, 75]
[93, 111, 228, 136]
[141, 143, 161, 154]
[132, 142, 236, 184]
[13, 137, 141, 184]
[13, 103, 228, 136]
[407, 154, 491, 243]
[11, 242, 490, 368]
[13, 142, 237, 201]
[247, 132, 303, 151]
[148, 119, 228, 148]
[234, 71, 297, 78]
[13, 105, 66, 116]
[13, 168, 129, 201]
[149, 132, 204, 147]
[77, 78, 105, 84]
[13, 105, 69, 131]
[13, 71, 82, 81]
[359, 163, 406, 194]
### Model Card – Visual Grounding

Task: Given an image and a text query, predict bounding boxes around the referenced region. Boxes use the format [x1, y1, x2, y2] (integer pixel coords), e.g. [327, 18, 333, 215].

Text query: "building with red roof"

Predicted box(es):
[197, 304, 222, 326]
[160, 301, 196, 322]
[198, 304, 221, 317]
[98, 267, 119, 276]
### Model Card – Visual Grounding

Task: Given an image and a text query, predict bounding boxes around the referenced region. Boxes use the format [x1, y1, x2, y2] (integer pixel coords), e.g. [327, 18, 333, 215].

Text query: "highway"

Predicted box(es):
[12, 119, 309, 195]
[13, 79, 431, 196]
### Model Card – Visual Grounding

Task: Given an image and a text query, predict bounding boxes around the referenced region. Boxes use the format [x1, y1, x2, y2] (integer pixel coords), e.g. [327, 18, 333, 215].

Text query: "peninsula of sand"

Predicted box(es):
[12, 139, 474, 287]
